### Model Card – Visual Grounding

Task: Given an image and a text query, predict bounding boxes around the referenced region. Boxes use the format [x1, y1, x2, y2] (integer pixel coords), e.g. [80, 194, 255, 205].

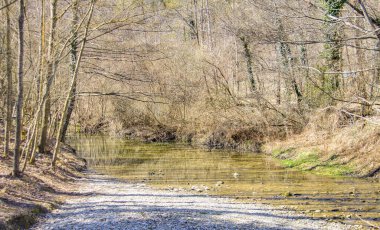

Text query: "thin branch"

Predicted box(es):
[0, 0, 16, 11]
[346, 1, 380, 27]
[76, 92, 168, 104]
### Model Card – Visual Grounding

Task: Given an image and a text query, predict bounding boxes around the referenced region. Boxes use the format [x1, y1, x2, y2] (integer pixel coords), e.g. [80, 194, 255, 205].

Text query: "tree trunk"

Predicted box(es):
[39, 0, 58, 154]
[353, 9, 371, 115]
[240, 36, 256, 92]
[30, 0, 45, 163]
[52, 0, 95, 168]
[60, 0, 79, 143]
[4, 0, 13, 158]
[299, 32, 309, 93]
[323, 0, 345, 93]
[276, 17, 302, 104]
[371, 41, 380, 99]
[355, 0, 380, 99]
[193, 0, 201, 46]
[39, 99, 50, 153]
[205, 0, 212, 50]
[13, 0, 25, 177]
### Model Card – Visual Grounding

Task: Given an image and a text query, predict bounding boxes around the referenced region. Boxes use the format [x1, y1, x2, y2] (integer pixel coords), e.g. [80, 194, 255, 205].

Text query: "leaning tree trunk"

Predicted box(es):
[52, 0, 95, 168]
[4, 0, 13, 158]
[60, 0, 79, 143]
[13, 0, 25, 177]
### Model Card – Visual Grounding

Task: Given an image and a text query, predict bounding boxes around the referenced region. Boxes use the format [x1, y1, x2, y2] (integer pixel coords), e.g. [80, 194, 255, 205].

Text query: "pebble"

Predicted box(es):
[215, 181, 224, 187]
[31, 173, 355, 230]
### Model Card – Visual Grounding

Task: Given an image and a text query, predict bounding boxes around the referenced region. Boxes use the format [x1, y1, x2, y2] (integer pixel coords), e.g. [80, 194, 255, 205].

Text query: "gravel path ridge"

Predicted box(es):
[32, 173, 353, 230]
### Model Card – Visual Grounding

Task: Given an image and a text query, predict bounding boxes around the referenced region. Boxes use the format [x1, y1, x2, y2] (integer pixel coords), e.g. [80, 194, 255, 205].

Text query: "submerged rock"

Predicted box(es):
[215, 181, 224, 187]
[201, 185, 209, 191]
[232, 172, 240, 178]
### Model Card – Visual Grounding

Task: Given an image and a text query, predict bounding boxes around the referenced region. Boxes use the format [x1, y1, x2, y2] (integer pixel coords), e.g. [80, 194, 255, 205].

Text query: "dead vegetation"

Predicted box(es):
[0, 141, 86, 229]
[264, 105, 380, 177]
[1, 0, 380, 185]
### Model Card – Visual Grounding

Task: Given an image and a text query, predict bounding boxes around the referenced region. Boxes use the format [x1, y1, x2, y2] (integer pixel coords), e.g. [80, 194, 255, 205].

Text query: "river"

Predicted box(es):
[69, 135, 380, 228]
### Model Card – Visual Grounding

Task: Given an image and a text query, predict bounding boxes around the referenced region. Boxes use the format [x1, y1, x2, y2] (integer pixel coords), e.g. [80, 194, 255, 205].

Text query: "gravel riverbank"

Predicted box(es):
[32, 173, 355, 230]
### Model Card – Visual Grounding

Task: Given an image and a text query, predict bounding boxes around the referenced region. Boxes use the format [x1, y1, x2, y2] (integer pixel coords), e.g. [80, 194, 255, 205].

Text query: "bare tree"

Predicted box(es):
[356, 0, 380, 99]
[4, 0, 12, 158]
[323, 0, 346, 93]
[52, 0, 96, 168]
[29, 0, 46, 164]
[240, 36, 256, 92]
[39, 0, 58, 153]
[13, 0, 25, 177]
[60, 0, 79, 143]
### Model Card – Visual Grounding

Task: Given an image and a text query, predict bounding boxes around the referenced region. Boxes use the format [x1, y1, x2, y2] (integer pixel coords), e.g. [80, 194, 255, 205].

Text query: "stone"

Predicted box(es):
[215, 181, 224, 186]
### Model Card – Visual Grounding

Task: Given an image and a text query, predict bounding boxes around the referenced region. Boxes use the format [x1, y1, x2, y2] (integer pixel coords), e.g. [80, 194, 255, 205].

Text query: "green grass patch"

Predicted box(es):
[280, 152, 319, 168]
[314, 165, 354, 177]
[273, 149, 354, 177]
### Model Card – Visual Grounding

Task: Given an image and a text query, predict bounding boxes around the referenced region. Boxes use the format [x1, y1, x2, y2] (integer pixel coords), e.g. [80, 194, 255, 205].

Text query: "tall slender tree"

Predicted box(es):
[4, 0, 13, 158]
[52, 0, 96, 168]
[356, 0, 380, 99]
[60, 0, 79, 143]
[240, 36, 256, 92]
[13, 0, 25, 177]
[39, 0, 58, 153]
[29, 0, 46, 164]
[323, 0, 347, 93]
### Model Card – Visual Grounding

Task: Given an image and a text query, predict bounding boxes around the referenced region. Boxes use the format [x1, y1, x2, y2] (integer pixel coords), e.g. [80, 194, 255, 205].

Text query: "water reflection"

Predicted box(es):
[69, 136, 380, 227]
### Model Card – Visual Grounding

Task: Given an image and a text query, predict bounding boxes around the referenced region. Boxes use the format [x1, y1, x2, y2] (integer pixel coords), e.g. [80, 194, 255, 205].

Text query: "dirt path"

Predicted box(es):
[32, 173, 354, 230]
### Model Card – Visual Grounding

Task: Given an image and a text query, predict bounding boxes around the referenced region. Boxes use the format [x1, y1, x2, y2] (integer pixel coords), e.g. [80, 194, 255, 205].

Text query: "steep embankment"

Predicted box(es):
[0, 141, 86, 230]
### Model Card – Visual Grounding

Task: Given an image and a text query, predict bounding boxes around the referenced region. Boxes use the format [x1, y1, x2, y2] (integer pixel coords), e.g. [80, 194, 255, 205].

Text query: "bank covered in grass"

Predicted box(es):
[264, 109, 380, 178]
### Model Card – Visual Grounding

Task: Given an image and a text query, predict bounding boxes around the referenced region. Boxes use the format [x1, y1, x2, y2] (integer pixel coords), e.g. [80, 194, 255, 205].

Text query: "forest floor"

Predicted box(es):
[0, 140, 86, 230]
[31, 172, 357, 230]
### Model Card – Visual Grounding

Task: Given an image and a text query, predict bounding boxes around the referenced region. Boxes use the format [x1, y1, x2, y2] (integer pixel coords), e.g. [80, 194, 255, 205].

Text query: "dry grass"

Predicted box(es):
[0, 141, 86, 229]
[264, 106, 380, 177]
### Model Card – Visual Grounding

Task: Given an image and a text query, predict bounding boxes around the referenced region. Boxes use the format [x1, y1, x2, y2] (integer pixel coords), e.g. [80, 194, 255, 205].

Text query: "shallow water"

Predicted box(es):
[69, 136, 380, 228]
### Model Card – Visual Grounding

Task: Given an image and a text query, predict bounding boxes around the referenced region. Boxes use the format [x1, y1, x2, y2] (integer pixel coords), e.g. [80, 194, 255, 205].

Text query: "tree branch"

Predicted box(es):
[0, 0, 17, 11]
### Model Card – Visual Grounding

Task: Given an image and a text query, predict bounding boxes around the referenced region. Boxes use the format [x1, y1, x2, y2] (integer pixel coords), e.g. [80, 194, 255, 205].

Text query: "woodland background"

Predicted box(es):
[0, 0, 380, 176]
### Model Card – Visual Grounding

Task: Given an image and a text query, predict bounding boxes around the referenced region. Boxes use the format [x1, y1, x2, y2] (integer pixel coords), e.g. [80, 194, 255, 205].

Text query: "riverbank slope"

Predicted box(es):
[115, 108, 380, 178]
[264, 119, 380, 178]
[0, 141, 86, 229]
